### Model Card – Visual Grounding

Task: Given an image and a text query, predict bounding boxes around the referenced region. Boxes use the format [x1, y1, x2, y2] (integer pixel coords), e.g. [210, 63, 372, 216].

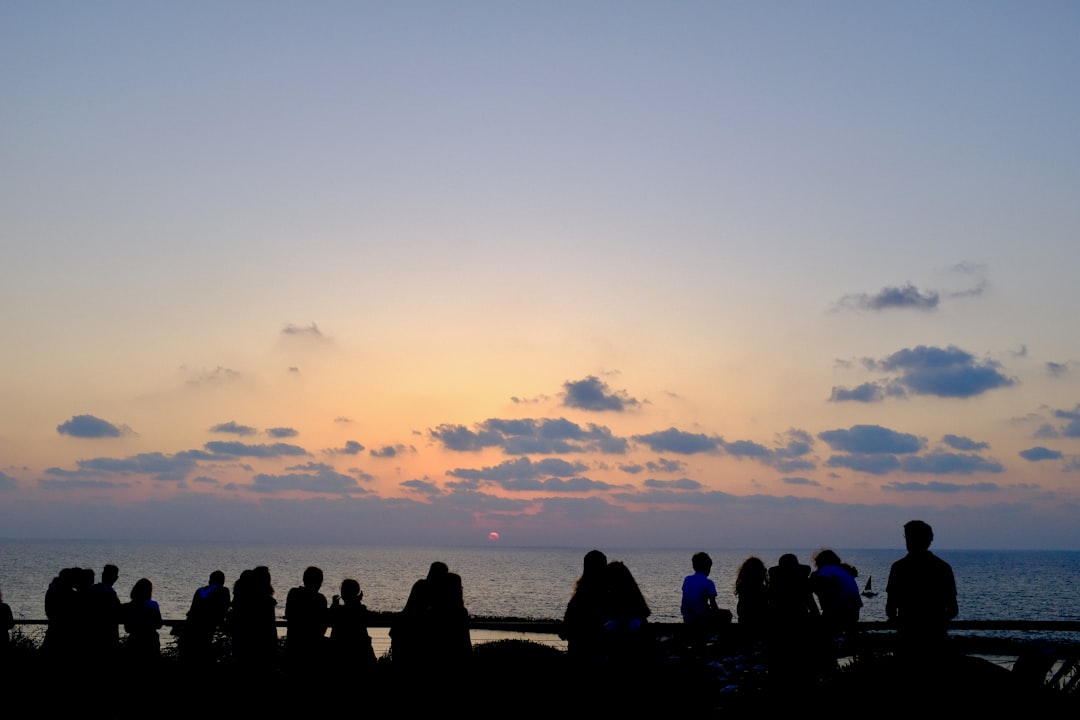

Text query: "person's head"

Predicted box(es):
[340, 578, 361, 600]
[777, 553, 799, 568]
[427, 561, 449, 580]
[302, 566, 323, 590]
[904, 520, 934, 552]
[131, 578, 153, 603]
[584, 549, 607, 575]
[813, 549, 841, 569]
[102, 564, 119, 586]
[691, 551, 713, 575]
[735, 556, 766, 595]
[209, 570, 225, 587]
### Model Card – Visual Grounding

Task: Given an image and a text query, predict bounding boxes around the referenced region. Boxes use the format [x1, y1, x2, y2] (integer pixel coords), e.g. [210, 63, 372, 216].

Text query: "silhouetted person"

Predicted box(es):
[229, 567, 278, 672]
[390, 561, 448, 668]
[562, 549, 608, 662]
[88, 564, 120, 658]
[181, 570, 230, 666]
[328, 578, 376, 671]
[428, 571, 472, 665]
[0, 586, 12, 652]
[603, 561, 652, 664]
[811, 549, 862, 650]
[680, 551, 725, 648]
[886, 520, 958, 659]
[768, 553, 820, 680]
[44, 567, 79, 661]
[123, 578, 163, 662]
[285, 566, 328, 672]
[735, 556, 769, 650]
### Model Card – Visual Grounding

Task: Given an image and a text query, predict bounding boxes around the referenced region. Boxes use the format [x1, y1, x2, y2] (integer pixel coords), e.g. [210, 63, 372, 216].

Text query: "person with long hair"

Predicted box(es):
[734, 556, 769, 649]
[562, 549, 608, 662]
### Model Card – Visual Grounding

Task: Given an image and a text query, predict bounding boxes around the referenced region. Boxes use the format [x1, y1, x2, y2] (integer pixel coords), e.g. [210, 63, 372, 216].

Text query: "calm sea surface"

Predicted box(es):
[2, 541, 1078, 654]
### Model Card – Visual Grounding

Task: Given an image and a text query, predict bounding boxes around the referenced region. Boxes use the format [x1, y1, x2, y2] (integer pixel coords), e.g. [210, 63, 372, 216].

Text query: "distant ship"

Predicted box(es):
[861, 575, 879, 598]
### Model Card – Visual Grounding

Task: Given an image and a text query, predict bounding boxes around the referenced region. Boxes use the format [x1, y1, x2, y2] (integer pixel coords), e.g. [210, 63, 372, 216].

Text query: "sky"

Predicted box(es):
[2, 1, 1080, 550]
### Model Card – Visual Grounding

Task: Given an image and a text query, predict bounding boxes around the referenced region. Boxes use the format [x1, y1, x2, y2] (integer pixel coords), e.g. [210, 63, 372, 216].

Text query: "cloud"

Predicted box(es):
[1046, 362, 1069, 378]
[56, 415, 124, 438]
[446, 456, 613, 492]
[648, 459, 686, 473]
[266, 427, 299, 438]
[0, 471, 17, 490]
[837, 283, 939, 311]
[39, 477, 130, 490]
[334, 417, 352, 424]
[210, 421, 257, 436]
[1051, 405, 1080, 437]
[883, 481, 1001, 493]
[818, 425, 924, 454]
[618, 463, 644, 474]
[401, 479, 443, 496]
[632, 428, 722, 454]
[70, 451, 206, 482]
[782, 476, 821, 487]
[562, 376, 640, 412]
[829, 382, 885, 403]
[643, 478, 702, 490]
[941, 434, 989, 451]
[897, 452, 1003, 475]
[250, 462, 365, 494]
[370, 444, 413, 458]
[281, 322, 327, 340]
[204, 441, 308, 458]
[333, 440, 365, 455]
[183, 365, 241, 387]
[872, 345, 1015, 398]
[1019, 447, 1063, 462]
[825, 454, 901, 475]
[431, 418, 628, 455]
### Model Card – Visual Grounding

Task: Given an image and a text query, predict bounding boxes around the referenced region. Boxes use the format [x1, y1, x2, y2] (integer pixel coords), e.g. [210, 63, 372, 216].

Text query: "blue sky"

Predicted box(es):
[2, 2, 1080, 549]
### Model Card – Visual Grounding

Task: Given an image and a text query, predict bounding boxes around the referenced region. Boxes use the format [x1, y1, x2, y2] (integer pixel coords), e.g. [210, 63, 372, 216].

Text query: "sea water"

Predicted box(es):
[2, 540, 1078, 654]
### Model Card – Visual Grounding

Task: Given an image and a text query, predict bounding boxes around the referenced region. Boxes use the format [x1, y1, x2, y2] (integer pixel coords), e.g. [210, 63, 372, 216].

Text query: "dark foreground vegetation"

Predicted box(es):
[5, 625, 1076, 719]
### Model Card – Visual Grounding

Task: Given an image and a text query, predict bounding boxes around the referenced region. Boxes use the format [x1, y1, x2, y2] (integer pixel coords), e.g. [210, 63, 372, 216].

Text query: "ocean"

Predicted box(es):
[3, 540, 1078, 654]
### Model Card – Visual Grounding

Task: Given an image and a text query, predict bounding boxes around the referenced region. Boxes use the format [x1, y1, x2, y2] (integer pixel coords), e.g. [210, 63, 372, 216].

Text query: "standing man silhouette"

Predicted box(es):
[886, 520, 958, 658]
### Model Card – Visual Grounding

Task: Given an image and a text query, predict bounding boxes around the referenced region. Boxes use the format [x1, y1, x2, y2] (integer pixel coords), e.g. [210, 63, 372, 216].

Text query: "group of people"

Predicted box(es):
[6, 520, 958, 678]
[563, 519, 959, 672]
[39, 564, 161, 666]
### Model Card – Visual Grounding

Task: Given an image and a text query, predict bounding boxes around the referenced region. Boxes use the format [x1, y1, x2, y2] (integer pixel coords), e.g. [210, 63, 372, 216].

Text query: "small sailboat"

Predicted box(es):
[861, 575, 879, 598]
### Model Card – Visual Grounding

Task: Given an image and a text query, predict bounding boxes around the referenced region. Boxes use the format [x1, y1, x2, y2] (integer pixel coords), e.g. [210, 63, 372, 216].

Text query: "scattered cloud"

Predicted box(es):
[1047, 362, 1070, 378]
[836, 283, 939, 311]
[782, 476, 821, 487]
[561, 376, 640, 412]
[643, 478, 702, 490]
[266, 427, 299, 439]
[39, 477, 130, 490]
[0, 471, 16, 490]
[334, 417, 352, 424]
[56, 414, 125, 439]
[210, 421, 257, 436]
[1051, 405, 1080, 438]
[250, 462, 365, 494]
[941, 434, 989, 451]
[511, 394, 549, 405]
[898, 452, 1003, 475]
[632, 428, 721, 454]
[446, 456, 612, 492]
[371, 444, 413, 458]
[825, 454, 901, 475]
[869, 345, 1016, 398]
[818, 425, 924, 454]
[829, 382, 885, 403]
[401, 479, 443, 496]
[648, 458, 686, 473]
[204, 441, 308, 458]
[1019, 447, 1063, 462]
[883, 481, 1000, 493]
[618, 463, 644, 474]
[431, 418, 628, 455]
[183, 365, 241, 387]
[281, 322, 327, 340]
[330, 441, 365, 455]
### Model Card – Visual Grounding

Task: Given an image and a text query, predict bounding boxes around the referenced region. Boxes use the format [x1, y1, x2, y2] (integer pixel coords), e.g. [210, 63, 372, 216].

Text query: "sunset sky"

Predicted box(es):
[3, 2, 1080, 549]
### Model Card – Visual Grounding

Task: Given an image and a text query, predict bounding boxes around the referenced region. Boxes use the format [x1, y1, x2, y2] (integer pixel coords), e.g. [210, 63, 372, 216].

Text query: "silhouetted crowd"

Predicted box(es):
[0, 520, 959, 712]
